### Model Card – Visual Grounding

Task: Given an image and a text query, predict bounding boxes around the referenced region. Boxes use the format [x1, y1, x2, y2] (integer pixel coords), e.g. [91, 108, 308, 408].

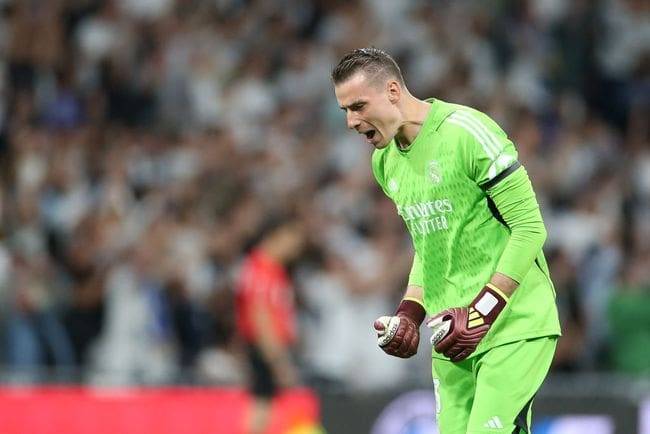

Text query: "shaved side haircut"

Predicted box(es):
[331, 47, 405, 87]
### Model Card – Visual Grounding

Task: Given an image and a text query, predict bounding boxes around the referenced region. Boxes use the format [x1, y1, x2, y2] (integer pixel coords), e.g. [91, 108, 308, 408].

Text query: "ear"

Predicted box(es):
[387, 80, 401, 104]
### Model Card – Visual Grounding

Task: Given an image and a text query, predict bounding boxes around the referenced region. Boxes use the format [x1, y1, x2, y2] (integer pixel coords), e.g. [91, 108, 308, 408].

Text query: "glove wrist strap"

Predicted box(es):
[395, 298, 426, 326]
[468, 284, 508, 327]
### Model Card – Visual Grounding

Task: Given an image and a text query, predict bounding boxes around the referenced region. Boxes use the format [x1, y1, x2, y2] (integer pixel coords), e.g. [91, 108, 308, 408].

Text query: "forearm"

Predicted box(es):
[489, 272, 518, 298]
[402, 284, 424, 305]
[488, 166, 547, 285]
[404, 251, 426, 306]
[250, 303, 298, 388]
[250, 303, 290, 364]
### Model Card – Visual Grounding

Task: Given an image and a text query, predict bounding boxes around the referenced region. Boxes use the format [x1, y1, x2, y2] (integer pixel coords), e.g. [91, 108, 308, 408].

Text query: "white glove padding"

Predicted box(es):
[374, 315, 401, 347]
[426, 315, 452, 346]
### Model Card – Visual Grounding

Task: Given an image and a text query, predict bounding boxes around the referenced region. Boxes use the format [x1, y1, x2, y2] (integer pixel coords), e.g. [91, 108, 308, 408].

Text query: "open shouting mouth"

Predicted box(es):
[363, 130, 376, 143]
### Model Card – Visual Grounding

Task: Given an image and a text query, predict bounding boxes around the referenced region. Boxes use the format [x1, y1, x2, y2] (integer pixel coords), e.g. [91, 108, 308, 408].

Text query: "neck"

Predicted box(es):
[395, 97, 432, 149]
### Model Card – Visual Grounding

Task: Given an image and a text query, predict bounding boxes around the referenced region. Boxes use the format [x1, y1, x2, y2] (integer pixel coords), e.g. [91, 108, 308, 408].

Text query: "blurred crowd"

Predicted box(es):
[0, 0, 648, 390]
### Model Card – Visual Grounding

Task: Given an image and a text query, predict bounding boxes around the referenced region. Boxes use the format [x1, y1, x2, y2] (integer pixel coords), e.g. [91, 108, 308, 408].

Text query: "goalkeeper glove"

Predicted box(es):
[427, 283, 508, 362]
[373, 298, 426, 358]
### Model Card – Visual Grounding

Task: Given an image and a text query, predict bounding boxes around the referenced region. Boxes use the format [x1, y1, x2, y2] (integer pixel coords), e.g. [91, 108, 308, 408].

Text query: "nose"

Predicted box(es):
[346, 111, 360, 130]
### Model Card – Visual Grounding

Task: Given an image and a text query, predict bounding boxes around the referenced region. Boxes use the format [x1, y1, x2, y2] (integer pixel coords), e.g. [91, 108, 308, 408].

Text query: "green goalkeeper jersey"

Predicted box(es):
[372, 98, 560, 355]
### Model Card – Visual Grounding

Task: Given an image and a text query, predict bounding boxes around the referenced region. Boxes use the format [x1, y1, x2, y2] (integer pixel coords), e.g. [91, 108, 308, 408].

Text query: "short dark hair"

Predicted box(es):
[331, 47, 404, 86]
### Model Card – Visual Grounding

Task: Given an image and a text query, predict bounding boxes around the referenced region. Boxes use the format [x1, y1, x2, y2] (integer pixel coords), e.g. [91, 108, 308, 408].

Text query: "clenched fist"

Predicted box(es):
[373, 299, 426, 359]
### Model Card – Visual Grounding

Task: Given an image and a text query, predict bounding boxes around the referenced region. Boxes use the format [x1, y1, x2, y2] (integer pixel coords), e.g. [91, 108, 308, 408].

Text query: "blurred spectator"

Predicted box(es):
[86, 222, 178, 385]
[194, 280, 244, 386]
[1, 184, 76, 382]
[547, 248, 585, 372]
[0, 0, 648, 389]
[608, 249, 650, 376]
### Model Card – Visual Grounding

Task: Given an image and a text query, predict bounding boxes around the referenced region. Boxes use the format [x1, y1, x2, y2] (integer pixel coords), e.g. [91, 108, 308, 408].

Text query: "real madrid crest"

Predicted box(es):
[427, 160, 442, 184]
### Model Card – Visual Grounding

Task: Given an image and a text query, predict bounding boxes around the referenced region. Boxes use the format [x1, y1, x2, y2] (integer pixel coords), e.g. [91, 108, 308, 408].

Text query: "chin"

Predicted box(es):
[373, 140, 390, 149]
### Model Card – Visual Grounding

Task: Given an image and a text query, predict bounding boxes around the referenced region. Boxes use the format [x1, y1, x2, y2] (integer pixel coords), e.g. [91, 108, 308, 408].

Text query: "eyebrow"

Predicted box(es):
[339, 100, 365, 111]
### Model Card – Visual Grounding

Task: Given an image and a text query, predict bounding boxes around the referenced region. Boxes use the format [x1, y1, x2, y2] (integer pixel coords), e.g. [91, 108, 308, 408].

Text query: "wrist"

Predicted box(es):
[395, 298, 426, 326]
[468, 284, 508, 327]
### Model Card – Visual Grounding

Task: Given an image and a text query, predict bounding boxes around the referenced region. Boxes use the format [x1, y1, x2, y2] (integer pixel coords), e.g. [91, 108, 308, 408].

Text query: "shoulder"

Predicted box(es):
[424, 99, 485, 132]
[437, 104, 513, 164]
[437, 103, 506, 141]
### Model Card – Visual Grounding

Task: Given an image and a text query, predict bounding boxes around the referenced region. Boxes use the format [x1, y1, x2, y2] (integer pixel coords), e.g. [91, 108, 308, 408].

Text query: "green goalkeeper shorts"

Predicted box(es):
[431, 336, 557, 434]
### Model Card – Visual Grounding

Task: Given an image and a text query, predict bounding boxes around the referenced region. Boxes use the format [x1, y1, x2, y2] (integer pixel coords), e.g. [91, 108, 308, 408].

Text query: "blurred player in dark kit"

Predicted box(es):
[235, 217, 306, 434]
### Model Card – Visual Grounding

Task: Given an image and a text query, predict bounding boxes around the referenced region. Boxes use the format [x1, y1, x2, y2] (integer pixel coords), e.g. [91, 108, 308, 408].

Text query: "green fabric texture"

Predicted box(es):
[432, 337, 557, 433]
[408, 251, 424, 288]
[488, 166, 547, 284]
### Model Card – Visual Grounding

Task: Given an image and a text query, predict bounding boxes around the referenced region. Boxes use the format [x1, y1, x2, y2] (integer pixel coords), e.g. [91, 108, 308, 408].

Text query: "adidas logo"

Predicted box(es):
[483, 416, 503, 429]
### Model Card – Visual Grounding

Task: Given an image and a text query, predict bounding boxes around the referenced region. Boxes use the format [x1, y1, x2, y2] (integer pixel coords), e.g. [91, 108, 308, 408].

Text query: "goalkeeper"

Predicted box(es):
[332, 48, 560, 434]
